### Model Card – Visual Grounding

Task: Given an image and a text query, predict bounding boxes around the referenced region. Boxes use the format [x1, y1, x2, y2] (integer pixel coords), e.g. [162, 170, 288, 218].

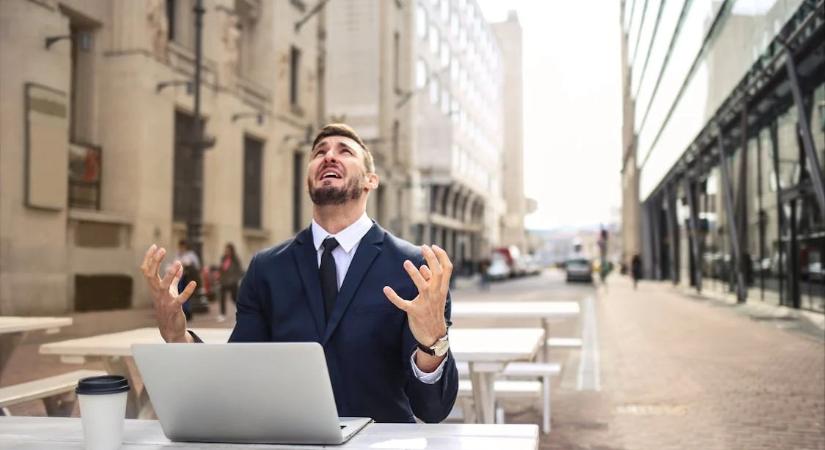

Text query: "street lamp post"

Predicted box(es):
[188, 0, 205, 264]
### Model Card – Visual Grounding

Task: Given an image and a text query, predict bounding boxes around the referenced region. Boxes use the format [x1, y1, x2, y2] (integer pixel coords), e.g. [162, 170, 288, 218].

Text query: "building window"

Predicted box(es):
[68, 143, 102, 210]
[173, 111, 197, 222]
[440, 41, 450, 68]
[290, 46, 301, 107]
[243, 135, 264, 229]
[236, 0, 258, 79]
[293, 151, 304, 232]
[416, 59, 427, 89]
[416, 5, 427, 38]
[69, 24, 95, 145]
[166, 0, 176, 41]
[166, 0, 194, 49]
[430, 77, 440, 105]
[429, 25, 439, 55]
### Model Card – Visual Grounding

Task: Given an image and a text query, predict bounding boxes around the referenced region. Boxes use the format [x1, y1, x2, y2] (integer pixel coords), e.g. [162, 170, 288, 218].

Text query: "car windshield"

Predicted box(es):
[568, 259, 590, 265]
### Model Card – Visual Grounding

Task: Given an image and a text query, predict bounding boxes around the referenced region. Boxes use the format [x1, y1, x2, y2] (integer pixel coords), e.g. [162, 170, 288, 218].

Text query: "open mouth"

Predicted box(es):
[318, 168, 343, 181]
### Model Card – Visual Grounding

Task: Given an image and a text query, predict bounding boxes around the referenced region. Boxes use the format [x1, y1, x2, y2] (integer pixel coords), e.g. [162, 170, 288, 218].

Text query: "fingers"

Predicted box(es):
[419, 264, 432, 281]
[160, 261, 181, 292]
[382, 286, 410, 311]
[431, 245, 453, 293]
[176, 281, 197, 305]
[403, 260, 427, 292]
[140, 245, 157, 275]
[421, 245, 442, 292]
[145, 247, 167, 291]
[169, 264, 183, 294]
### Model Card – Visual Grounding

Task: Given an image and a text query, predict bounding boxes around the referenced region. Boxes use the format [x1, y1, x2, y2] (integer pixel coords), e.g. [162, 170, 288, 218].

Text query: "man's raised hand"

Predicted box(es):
[140, 244, 195, 343]
[382, 244, 452, 351]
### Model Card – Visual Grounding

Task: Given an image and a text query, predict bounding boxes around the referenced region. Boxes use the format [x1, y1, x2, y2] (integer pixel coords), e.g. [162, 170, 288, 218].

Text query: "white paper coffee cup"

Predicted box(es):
[76, 375, 130, 450]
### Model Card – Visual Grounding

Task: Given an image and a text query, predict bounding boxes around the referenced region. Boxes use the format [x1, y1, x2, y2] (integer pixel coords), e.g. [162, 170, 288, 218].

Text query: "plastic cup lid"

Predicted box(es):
[76, 375, 130, 395]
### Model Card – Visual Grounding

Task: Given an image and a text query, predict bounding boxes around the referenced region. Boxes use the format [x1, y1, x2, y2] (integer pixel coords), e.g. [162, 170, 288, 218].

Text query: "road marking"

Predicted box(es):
[577, 295, 601, 391]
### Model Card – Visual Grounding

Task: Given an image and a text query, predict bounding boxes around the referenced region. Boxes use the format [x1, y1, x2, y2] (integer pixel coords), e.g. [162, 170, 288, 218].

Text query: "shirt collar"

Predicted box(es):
[311, 212, 373, 254]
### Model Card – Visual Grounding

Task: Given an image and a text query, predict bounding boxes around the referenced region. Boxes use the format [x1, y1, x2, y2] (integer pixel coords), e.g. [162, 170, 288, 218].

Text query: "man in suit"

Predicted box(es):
[140, 124, 458, 423]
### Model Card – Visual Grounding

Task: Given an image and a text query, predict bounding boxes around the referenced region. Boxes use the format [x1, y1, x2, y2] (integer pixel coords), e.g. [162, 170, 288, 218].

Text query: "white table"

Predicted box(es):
[40, 327, 543, 425]
[39, 327, 231, 419]
[451, 301, 580, 361]
[448, 328, 545, 425]
[0, 417, 539, 449]
[0, 316, 72, 380]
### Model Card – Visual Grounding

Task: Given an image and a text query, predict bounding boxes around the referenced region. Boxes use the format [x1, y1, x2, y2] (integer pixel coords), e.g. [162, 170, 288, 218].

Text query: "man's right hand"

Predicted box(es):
[140, 244, 196, 343]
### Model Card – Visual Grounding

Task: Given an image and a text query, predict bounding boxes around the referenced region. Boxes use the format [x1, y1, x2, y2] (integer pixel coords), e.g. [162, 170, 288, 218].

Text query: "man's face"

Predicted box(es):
[306, 135, 374, 206]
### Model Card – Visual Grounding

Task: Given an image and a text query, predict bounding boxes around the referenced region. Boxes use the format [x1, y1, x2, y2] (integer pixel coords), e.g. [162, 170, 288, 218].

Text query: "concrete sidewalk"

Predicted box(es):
[533, 275, 825, 450]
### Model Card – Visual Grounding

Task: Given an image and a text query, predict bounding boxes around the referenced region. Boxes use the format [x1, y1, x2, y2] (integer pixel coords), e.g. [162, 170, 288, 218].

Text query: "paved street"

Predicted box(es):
[2, 270, 824, 449]
[455, 271, 824, 450]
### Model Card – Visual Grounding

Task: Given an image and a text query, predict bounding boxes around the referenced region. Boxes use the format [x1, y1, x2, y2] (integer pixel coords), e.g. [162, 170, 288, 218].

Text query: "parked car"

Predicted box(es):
[493, 245, 525, 277]
[520, 254, 542, 276]
[565, 258, 593, 283]
[486, 253, 511, 281]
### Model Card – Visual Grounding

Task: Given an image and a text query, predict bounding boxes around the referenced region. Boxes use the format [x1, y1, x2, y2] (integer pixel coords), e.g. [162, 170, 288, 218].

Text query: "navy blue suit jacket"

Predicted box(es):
[227, 223, 459, 423]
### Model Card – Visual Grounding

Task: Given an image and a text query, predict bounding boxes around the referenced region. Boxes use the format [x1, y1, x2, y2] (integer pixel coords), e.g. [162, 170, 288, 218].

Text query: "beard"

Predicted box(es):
[308, 175, 364, 206]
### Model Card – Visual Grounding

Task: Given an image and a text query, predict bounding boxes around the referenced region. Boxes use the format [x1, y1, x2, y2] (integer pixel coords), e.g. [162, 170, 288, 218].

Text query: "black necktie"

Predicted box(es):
[320, 237, 340, 322]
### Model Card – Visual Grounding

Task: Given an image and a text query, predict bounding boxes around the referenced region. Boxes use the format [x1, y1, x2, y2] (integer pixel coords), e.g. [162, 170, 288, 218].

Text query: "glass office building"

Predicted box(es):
[621, 0, 825, 313]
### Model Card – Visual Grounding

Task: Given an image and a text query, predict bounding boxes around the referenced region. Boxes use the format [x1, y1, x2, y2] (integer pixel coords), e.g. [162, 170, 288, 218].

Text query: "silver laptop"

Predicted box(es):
[132, 342, 372, 445]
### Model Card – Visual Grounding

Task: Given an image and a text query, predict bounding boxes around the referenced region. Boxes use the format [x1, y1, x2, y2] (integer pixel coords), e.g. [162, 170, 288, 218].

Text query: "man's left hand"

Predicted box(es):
[383, 245, 452, 363]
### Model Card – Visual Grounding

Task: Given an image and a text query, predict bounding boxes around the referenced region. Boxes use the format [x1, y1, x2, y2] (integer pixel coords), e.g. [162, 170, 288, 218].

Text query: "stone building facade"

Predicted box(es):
[324, 0, 515, 274]
[0, 0, 321, 314]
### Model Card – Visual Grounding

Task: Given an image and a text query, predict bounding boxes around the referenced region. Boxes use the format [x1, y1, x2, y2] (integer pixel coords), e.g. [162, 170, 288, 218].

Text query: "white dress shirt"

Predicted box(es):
[311, 213, 447, 383]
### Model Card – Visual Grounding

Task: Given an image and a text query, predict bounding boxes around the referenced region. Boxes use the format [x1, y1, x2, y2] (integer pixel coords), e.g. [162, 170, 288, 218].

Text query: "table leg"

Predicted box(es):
[541, 318, 550, 362]
[469, 364, 498, 424]
[0, 333, 23, 382]
[102, 356, 155, 419]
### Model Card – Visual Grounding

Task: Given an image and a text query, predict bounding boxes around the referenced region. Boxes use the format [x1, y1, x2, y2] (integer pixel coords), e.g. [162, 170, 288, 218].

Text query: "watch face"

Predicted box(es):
[433, 338, 450, 357]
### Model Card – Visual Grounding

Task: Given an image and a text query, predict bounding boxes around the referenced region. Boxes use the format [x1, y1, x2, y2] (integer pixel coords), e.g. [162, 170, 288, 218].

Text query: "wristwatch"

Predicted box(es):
[417, 334, 450, 357]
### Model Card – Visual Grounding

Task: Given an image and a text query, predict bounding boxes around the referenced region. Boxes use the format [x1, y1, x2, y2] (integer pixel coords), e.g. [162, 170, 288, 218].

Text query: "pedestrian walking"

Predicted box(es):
[631, 254, 642, 289]
[478, 258, 490, 290]
[174, 239, 201, 321]
[597, 228, 609, 287]
[217, 243, 244, 322]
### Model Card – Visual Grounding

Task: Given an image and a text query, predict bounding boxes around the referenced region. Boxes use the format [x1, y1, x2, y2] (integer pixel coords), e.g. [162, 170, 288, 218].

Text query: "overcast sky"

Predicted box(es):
[477, 0, 623, 230]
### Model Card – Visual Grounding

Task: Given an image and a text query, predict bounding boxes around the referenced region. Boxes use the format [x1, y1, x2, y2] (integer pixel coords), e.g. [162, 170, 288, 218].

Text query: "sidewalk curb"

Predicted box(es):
[671, 284, 825, 335]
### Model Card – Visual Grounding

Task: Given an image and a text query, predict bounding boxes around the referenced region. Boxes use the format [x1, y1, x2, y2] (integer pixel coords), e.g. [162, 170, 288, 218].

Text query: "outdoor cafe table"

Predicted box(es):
[0, 316, 73, 380]
[0, 416, 540, 449]
[448, 327, 545, 425]
[450, 301, 580, 361]
[39, 327, 545, 425]
[39, 327, 231, 419]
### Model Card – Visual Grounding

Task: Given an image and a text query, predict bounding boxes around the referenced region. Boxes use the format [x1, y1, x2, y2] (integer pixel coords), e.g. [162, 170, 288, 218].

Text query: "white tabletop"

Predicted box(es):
[40, 327, 544, 364]
[448, 328, 544, 363]
[0, 417, 539, 450]
[0, 316, 72, 335]
[39, 328, 232, 357]
[450, 301, 580, 319]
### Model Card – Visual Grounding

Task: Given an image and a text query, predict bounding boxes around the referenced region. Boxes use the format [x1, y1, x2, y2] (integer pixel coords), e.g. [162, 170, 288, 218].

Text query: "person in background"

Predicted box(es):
[217, 243, 244, 322]
[174, 239, 201, 321]
[631, 254, 642, 289]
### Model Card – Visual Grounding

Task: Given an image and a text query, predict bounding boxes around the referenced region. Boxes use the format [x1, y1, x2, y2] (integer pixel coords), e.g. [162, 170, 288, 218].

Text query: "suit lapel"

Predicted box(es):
[323, 224, 385, 344]
[292, 227, 326, 338]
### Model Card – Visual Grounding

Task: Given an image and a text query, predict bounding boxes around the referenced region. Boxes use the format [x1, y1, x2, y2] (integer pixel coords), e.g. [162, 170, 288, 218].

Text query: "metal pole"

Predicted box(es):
[684, 178, 703, 292]
[188, 0, 205, 264]
[769, 120, 786, 305]
[784, 50, 825, 216]
[717, 131, 746, 303]
[665, 186, 679, 284]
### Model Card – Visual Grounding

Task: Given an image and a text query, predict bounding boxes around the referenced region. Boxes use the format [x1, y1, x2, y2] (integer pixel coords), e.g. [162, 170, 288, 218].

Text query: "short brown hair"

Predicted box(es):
[312, 123, 375, 173]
